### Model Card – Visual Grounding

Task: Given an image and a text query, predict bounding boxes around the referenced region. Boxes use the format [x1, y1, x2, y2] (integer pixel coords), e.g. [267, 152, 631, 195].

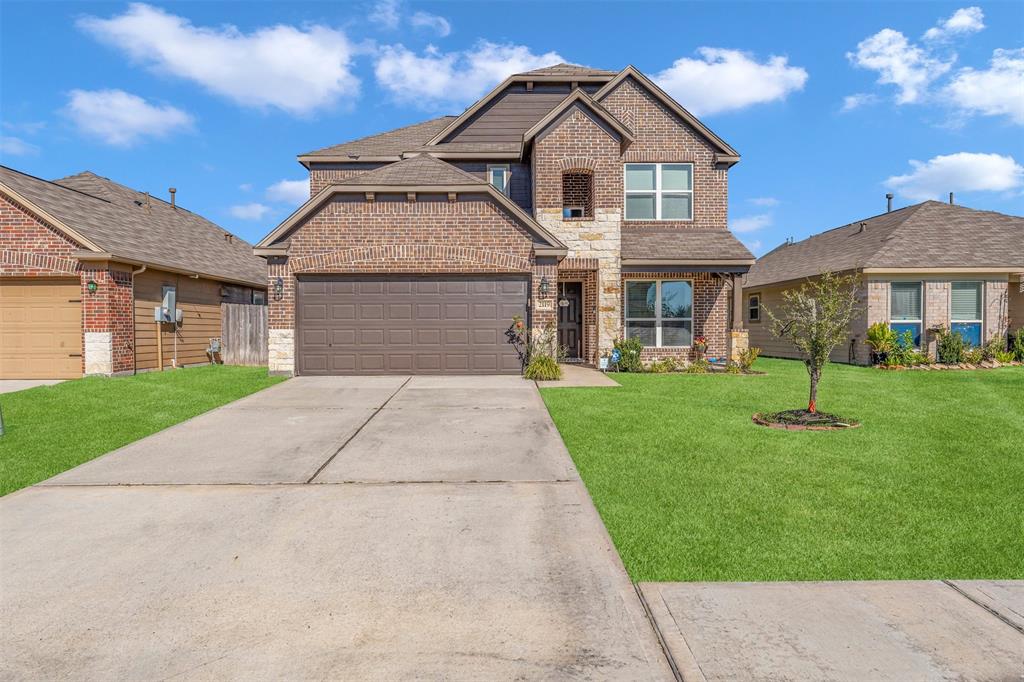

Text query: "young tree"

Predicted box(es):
[767, 272, 861, 413]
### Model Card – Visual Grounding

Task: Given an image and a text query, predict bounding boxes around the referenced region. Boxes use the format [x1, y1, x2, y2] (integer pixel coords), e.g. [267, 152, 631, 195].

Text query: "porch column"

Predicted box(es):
[731, 273, 743, 330]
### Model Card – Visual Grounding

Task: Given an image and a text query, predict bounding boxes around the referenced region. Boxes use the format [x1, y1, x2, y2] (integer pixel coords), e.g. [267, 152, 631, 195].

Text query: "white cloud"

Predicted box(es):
[730, 213, 773, 233]
[653, 48, 808, 116]
[841, 92, 879, 112]
[0, 136, 40, 156]
[375, 41, 564, 107]
[266, 178, 309, 205]
[239, 183, 253, 192]
[79, 3, 360, 116]
[886, 152, 1024, 200]
[847, 28, 952, 104]
[229, 203, 271, 220]
[923, 7, 985, 41]
[748, 197, 780, 207]
[742, 239, 764, 255]
[943, 48, 1024, 125]
[65, 89, 193, 147]
[410, 11, 451, 37]
[369, 0, 400, 30]
[3, 120, 46, 135]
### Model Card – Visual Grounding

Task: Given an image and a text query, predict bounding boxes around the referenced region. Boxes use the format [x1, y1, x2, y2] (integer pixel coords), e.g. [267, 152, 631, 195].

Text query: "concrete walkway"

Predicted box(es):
[640, 580, 1024, 681]
[1, 375, 672, 680]
[0, 379, 64, 394]
[536, 364, 620, 388]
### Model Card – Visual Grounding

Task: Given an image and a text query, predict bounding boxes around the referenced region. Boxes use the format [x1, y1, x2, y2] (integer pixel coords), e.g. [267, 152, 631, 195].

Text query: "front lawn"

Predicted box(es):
[541, 358, 1024, 582]
[0, 366, 284, 496]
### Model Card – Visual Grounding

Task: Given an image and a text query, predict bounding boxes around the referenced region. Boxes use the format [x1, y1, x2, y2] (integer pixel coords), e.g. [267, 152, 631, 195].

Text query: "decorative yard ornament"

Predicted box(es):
[767, 271, 861, 413]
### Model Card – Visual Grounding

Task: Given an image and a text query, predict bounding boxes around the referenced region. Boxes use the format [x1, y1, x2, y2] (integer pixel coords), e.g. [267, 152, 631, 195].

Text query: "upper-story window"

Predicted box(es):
[487, 164, 511, 196]
[624, 163, 693, 221]
[562, 171, 593, 220]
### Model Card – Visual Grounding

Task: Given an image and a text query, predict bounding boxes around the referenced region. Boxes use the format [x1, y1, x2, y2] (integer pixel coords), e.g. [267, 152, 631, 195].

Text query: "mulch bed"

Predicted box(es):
[753, 410, 861, 431]
[877, 360, 1022, 371]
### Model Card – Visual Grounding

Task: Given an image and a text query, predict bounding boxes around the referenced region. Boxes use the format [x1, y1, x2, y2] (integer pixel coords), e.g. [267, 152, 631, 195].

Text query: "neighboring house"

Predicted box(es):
[255, 64, 754, 376]
[745, 199, 1024, 365]
[0, 166, 266, 379]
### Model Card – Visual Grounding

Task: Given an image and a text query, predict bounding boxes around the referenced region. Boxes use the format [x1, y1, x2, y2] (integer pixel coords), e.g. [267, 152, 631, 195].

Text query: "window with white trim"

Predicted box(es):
[252, 290, 266, 305]
[748, 294, 760, 323]
[950, 281, 983, 347]
[487, 164, 510, 196]
[624, 279, 693, 347]
[889, 281, 922, 347]
[624, 163, 693, 221]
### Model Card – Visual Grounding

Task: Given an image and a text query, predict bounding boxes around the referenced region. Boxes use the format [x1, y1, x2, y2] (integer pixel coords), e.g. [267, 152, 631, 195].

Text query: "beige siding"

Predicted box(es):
[134, 269, 222, 370]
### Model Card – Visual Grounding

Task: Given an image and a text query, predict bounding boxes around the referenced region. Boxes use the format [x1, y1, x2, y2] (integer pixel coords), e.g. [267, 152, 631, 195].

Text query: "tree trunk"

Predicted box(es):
[808, 368, 819, 413]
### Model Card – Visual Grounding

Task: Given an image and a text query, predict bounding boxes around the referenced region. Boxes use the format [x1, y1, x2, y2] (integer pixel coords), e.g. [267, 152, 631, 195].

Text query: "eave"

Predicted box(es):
[72, 251, 266, 289]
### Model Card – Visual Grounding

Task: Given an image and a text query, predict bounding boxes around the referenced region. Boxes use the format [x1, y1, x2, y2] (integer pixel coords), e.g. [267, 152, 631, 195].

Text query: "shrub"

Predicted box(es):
[725, 362, 742, 374]
[995, 350, 1016, 364]
[887, 330, 917, 366]
[1012, 330, 1024, 362]
[866, 322, 896, 362]
[685, 358, 710, 374]
[738, 347, 761, 371]
[964, 347, 984, 364]
[524, 354, 562, 380]
[981, 335, 1006, 362]
[614, 337, 645, 373]
[646, 358, 677, 373]
[936, 327, 965, 364]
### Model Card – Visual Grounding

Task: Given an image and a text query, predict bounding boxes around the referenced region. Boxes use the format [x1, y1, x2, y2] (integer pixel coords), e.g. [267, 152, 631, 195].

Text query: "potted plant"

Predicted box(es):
[865, 322, 895, 365]
[693, 334, 708, 358]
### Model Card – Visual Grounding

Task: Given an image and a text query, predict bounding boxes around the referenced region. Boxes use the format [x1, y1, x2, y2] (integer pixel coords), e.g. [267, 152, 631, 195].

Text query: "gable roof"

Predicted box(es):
[518, 63, 618, 77]
[299, 116, 456, 164]
[0, 166, 266, 287]
[522, 90, 634, 149]
[255, 155, 566, 255]
[745, 201, 1024, 288]
[593, 66, 740, 163]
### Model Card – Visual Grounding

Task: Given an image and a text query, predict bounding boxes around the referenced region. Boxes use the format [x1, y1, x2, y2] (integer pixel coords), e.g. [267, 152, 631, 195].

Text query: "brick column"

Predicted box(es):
[266, 257, 295, 375]
[81, 265, 134, 375]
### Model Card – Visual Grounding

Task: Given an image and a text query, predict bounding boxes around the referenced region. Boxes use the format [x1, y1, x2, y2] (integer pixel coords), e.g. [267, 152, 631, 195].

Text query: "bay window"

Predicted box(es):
[625, 279, 693, 347]
[624, 163, 693, 220]
[951, 281, 983, 346]
[889, 281, 922, 347]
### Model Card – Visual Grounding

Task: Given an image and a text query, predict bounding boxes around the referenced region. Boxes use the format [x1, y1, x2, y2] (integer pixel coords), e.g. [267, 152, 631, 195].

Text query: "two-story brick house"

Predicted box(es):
[255, 64, 754, 375]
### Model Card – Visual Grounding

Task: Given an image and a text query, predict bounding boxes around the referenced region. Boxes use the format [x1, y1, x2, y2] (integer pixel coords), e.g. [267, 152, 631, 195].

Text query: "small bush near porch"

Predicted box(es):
[540, 358, 1024, 582]
[0, 366, 284, 496]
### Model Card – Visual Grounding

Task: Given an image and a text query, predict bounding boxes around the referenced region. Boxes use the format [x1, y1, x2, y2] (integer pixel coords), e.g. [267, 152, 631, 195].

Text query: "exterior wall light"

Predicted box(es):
[539, 276, 551, 296]
[86, 280, 98, 293]
[273, 277, 284, 301]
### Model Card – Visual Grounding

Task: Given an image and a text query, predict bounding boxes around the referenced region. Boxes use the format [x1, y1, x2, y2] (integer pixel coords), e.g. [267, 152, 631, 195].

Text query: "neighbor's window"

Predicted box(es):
[951, 281, 983, 347]
[562, 171, 593, 219]
[487, 164, 511, 196]
[252, 290, 266, 305]
[624, 163, 693, 221]
[889, 281, 922, 347]
[748, 294, 760, 323]
[624, 279, 693, 347]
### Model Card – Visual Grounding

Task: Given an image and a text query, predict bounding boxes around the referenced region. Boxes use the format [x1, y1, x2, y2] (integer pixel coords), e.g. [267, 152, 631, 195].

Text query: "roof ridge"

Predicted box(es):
[0, 165, 113, 205]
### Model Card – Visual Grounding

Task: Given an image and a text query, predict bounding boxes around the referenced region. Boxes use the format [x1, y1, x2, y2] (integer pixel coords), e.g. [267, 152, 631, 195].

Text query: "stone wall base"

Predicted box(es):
[84, 332, 113, 376]
[729, 329, 749, 363]
[268, 329, 295, 375]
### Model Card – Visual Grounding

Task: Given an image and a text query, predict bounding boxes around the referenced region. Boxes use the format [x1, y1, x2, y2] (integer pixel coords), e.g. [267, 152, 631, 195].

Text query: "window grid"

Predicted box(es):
[624, 163, 693, 221]
[624, 279, 694, 348]
[748, 294, 760, 322]
[487, 164, 510, 196]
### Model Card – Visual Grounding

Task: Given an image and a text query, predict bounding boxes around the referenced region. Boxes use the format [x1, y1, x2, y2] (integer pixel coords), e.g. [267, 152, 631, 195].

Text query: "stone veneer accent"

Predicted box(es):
[268, 328, 295, 375]
[84, 332, 113, 375]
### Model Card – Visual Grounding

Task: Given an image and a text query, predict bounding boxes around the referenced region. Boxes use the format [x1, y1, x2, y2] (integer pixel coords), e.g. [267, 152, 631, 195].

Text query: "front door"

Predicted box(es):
[557, 281, 583, 361]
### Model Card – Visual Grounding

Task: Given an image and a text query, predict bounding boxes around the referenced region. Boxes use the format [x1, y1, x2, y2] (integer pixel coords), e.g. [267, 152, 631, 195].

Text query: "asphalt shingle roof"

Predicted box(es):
[301, 116, 457, 159]
[335, 154, 485, 186]
[516, 63, 617, 77]
[621, 228, 754, 262]
[745, 201, 1024, 287]
[1, 166, 266, 287]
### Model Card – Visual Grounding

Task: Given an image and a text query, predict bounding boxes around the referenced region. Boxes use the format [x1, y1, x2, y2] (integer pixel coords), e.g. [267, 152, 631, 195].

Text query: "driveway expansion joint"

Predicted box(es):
[943, 579, 1024, 634]
[305, 376, 411, 484]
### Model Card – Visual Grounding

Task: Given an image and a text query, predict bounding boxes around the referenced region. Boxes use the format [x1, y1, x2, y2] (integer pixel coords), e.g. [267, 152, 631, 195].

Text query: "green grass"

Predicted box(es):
[0, 366, 285, 496]
[540, 358, 1024, 582]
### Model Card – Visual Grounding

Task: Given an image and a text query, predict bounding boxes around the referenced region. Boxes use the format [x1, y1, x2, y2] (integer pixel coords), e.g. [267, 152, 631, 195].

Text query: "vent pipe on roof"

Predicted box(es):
[169, 187, 176, 209]
[886, 193, 893, 213]
[144, 192, 151, 212]
[949, 192, 955, 205]
[858, 222, 867, 233]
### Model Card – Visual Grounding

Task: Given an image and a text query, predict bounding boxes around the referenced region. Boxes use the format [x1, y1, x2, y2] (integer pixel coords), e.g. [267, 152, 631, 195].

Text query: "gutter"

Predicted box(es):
[72, 251, 265, 289]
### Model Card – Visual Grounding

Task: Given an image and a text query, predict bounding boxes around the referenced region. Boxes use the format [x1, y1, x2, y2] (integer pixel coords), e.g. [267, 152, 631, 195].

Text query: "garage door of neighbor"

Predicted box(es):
[0, 279, 82, 379]
[297, 275, 528, 375]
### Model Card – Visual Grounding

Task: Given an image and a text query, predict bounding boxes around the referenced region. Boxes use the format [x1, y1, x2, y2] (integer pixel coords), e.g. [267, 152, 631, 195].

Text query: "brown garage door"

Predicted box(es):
[297, 275, 527, 375]
[0, 279, 82, 379]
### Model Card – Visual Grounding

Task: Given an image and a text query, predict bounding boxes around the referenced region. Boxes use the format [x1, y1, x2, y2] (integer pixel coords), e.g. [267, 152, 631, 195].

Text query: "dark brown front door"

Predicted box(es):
[557, 281, 583, 360]
[296, 275, 528, 375]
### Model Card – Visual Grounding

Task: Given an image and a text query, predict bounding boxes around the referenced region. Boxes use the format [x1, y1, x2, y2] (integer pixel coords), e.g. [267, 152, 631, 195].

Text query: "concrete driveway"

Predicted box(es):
[1, 375, 672, 680]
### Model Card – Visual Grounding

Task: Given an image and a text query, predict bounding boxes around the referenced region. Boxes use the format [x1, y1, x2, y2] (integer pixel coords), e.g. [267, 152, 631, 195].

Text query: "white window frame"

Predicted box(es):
[748, 294, 760, 323]
[624, 278, 694, 347]
[624, 162, 694, 221]
[252, 290, 266, 305]
[487, 164, 511, 196]
[949, 280, 984, 345]
[888, 280, 923, 348]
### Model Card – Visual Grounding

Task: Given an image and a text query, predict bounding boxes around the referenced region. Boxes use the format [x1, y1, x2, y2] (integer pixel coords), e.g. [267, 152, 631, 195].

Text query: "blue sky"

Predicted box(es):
[1, 1, 1021, 253]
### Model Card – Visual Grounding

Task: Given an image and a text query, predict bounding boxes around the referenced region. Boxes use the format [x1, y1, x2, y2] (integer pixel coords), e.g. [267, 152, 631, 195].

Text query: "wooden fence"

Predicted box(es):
[220, 303, 268, 366]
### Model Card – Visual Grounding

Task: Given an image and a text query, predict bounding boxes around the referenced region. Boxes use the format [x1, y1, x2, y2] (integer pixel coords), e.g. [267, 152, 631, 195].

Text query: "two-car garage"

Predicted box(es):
[295, 275, 528, 375]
